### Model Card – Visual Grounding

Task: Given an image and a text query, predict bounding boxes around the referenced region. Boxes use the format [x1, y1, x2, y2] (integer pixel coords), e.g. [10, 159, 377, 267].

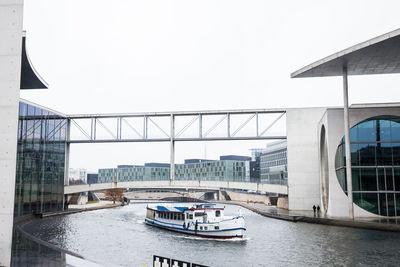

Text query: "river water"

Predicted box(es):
[23, 201, 400, 266]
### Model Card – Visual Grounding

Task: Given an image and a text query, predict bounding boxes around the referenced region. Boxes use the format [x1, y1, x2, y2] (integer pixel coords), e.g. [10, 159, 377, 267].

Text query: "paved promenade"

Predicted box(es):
[40, 201, 121, 218]
[220, 201, 400, 232]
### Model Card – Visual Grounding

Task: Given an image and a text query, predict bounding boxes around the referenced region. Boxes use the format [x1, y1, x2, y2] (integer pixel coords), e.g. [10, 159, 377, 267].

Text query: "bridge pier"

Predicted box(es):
[170, 114, 175, 181]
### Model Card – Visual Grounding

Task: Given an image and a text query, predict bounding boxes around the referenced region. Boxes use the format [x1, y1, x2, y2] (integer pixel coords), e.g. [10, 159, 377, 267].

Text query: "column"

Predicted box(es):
[170, 114, 175, 181]
[343, 67, 354, 219]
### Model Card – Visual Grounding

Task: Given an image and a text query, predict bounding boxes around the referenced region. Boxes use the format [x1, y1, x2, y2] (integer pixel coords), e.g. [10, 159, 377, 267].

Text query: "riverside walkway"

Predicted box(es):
[221, 201, 400, 232]
[39, 201, 121, 218]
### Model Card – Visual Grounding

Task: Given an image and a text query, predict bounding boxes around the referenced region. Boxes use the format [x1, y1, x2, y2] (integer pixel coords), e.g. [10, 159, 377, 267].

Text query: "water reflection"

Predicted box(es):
[21, 202, 400, 266]
[11, 226, 101, 267]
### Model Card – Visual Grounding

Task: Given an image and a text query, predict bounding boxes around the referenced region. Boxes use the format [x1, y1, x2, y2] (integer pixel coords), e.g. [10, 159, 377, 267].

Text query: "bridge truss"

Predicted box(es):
[66, 109, 287, 180]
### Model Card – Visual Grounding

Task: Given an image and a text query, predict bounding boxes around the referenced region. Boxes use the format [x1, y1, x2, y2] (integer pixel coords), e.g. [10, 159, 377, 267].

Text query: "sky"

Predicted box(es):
[20, 0, 400, 171]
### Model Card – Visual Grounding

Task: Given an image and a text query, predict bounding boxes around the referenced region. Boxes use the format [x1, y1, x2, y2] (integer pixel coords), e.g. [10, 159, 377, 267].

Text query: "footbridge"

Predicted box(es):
[65, 108, 286, 181]
[64, 180, 288, 195]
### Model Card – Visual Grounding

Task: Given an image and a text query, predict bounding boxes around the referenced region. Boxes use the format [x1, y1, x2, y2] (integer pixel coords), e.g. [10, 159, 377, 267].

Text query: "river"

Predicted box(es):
[22, 201, 400, 266]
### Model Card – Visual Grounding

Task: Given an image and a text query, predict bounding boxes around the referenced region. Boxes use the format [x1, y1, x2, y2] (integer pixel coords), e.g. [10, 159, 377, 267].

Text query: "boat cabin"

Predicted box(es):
[146, 203, 225, 224]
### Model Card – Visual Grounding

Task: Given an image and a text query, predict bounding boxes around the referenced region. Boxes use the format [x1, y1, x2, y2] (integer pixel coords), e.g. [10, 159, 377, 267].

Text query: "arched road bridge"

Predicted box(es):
[64, 180, 288, 195]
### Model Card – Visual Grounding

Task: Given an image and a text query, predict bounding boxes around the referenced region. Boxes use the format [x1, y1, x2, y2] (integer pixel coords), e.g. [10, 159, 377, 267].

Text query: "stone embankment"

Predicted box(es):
[40, 201, 121, 218]
[220, 200, 400, 232]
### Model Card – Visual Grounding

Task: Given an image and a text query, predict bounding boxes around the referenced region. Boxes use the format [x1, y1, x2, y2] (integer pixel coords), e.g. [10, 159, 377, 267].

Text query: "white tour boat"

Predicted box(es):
[144, 203, 245, 239]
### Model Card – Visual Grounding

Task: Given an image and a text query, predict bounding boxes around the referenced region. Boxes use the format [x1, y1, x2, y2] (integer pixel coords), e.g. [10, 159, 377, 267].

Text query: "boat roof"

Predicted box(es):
[149, 203, 219, 212]
[154, 205, 189, 212]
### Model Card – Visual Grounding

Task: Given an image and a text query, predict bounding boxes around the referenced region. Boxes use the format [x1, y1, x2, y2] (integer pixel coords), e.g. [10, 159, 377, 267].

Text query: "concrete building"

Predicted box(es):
[285, 106, 400, 218]
[99, 164, 170, 183]
[175, 158, 247, 182]
[260, 140, 287, 185]
[289, 28, 400, 218]
[99, 156, 249, 183]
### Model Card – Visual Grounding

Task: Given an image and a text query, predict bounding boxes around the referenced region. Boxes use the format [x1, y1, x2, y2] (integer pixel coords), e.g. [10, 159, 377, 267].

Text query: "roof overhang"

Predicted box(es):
[291, 28, 400, 78]
[20, 31, 48, 89]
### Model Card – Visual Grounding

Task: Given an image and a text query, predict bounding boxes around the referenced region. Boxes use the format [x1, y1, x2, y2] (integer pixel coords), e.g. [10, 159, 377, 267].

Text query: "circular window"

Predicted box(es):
[334, 116, 400, 216]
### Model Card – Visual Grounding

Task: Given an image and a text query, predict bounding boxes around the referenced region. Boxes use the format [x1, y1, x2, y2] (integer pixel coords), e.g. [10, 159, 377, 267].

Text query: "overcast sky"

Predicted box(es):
[21, 0, 400, 171]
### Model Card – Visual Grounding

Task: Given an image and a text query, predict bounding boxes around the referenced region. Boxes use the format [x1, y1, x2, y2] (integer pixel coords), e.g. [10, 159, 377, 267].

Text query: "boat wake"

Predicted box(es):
[175, 235, 250, 242]
[135, 219, 145, 224]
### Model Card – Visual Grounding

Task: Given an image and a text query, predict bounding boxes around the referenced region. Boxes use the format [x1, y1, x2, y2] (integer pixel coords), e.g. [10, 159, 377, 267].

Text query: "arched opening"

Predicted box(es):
[320, 125, 329, 213]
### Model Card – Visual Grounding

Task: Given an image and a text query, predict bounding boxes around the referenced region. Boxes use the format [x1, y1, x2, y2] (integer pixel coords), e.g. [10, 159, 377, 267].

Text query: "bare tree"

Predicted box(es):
[104, 188, 124, 204]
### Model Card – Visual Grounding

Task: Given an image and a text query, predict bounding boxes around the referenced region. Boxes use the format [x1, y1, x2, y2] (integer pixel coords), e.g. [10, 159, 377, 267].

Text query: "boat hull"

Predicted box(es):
[144, 218, 245, 239]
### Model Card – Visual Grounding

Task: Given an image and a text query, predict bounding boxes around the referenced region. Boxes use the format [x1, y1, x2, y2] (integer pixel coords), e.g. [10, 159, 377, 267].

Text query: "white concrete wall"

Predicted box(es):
[0, 1, 23, 265]
[277, 197, 288, 209]
[287, 108, 327, 211]
[321, 107, 400, 218]
[224, 191, 271, 204]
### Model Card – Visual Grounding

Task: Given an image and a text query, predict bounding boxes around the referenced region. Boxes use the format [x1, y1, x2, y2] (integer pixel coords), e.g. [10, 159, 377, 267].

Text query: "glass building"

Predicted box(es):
[99, 165, 170, 183]
[175, 160, 246, 182]
[14, 101, 67, 218]
[335, 116, 400, 216]
[260, 140, 288, 185]
[99, 159, 248, 183]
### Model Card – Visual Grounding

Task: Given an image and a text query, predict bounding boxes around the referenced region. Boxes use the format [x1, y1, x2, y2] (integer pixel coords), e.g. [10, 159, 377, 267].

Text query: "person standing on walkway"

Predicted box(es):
[313, 205, 316, 216]
[317, 205, 320, 217]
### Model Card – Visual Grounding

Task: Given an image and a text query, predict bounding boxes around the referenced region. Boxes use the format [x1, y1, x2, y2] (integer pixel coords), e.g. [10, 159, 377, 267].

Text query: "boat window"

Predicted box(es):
[195, 212, 204, 217]
[186, 213, 189, 219]
[174, 213, 177, 220]
[216, 210, 221, 217]
[204, 226, 208, 230]
[189, 214, 193, 219]
[200, 226, 203, 230]
[215, 226, 219, 230]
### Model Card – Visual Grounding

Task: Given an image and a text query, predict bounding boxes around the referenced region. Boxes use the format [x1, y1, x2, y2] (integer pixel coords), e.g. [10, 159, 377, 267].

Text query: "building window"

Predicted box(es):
[335, 116, 400, 216]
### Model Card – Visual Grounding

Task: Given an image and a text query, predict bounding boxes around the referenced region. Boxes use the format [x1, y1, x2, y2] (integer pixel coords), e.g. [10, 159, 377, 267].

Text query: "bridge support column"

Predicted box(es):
[170, 114, 175, 181]
[64, 119, 71, 187]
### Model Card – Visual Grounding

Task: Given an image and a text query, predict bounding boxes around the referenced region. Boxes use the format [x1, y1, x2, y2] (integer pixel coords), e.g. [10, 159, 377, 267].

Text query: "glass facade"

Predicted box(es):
[175, 160, 246, 182]
[335, 116, 400, 216]
[260, 143, 288, 186]
[99, 166, 170, 182]
[99, 160, 247, 183]
[14, 102, 67, 217]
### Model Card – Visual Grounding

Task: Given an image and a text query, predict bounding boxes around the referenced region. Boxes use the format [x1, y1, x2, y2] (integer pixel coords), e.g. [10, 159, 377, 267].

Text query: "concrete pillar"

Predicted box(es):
[0, 1, 24, 265]
[170, 114, 175, 181]
[64, 119, 71, 186]
[343, 67, 354, 219]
